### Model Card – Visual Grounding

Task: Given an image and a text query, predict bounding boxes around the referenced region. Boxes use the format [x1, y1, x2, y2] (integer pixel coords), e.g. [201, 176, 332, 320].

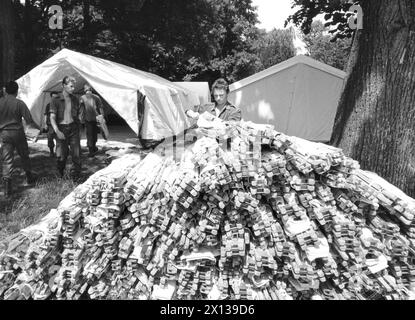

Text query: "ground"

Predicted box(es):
[0, 125, 140, 241]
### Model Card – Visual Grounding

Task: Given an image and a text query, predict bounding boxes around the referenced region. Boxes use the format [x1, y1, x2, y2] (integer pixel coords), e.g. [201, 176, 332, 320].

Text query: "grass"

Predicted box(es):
[0, 176, 77, 242]
[0, 139, 121, 243]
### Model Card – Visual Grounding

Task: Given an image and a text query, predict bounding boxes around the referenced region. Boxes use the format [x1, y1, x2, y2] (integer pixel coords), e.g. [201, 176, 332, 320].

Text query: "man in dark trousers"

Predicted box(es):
[79, 83, 104, 157]
[0, 81, 36, 198]
[49, 76, 85, 181]
[43, 91, 59, 157]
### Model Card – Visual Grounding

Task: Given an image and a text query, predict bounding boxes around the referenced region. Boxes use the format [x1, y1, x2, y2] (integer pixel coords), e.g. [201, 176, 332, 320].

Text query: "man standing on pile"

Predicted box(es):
[79, 83, 105, 157]
[185, 78, 242, 122]
[50, 76, 85, 181]
[0, 81, 36, 197]
[43, 91, 59, 157]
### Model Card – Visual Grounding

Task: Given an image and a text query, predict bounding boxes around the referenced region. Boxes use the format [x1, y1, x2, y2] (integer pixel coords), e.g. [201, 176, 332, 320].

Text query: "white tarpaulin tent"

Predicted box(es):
[16, 49, 200, 141]
[174, 82, 211, 105]
[228, 55, 346, 142]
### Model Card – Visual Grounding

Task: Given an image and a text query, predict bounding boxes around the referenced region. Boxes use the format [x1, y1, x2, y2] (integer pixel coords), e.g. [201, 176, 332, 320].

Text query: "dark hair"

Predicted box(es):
[211, 78, 229, 93]
[5, 81, 18, 95]
[62, 76, 75, 86]
[84, 83, 93, 92]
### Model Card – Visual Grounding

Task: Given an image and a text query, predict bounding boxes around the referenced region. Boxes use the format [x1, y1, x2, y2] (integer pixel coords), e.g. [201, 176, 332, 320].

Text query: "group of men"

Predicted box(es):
[0, 76, 105, 198]
[0, 76, 241, 199]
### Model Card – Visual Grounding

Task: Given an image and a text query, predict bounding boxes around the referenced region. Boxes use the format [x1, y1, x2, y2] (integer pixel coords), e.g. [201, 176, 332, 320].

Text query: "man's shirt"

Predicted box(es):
[80, 94, 104, 122]
[50, 93, 84, 125]
[190, 101, 242, 122]
[0, 96, 34, 131]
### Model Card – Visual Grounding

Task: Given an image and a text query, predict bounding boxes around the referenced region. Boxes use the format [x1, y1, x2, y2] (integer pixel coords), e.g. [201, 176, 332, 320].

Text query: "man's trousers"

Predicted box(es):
[56, 123, 81, 178]
[0, 129, 31, 180]
[85, 121, 99, 153]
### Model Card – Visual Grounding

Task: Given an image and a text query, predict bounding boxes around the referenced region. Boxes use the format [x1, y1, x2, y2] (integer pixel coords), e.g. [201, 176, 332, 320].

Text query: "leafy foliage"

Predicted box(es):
[302, 21, 351, 70]
[10, 0, 268, 85]
[8, 0, 301, 86]
[133, 0, 262, 83]
[256, 28, 296, 70]
[287, 0, 361, 40]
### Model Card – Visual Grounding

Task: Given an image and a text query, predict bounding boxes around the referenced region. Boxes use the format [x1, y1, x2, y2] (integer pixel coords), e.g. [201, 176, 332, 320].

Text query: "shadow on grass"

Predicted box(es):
[0, 140, 123, 241]
[0, 176, 77, 241]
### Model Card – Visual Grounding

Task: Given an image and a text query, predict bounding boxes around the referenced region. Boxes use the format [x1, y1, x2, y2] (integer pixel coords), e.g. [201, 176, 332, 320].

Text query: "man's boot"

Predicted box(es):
[88, 147, 96, 158]
[49, 149, 56, 158]
[3, 178, 12, 198]
[57, 161, 65, 178]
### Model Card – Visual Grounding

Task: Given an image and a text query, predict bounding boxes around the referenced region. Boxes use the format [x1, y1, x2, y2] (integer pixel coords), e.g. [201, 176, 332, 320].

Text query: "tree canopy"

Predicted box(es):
[288, 0, 360, 40]
[0, 0, 273, 85]
[302, 20, 352, 70]
[0, 0, 304, 87]
[256, 28, 296, 70]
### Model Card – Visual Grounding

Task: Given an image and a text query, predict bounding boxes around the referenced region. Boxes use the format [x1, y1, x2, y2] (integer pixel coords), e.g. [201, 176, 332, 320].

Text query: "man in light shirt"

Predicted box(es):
[43, 91, 60, 157]
[49, 76, 85, 181]
[80, 83, 105, 157]
[185, 78, 242, 122]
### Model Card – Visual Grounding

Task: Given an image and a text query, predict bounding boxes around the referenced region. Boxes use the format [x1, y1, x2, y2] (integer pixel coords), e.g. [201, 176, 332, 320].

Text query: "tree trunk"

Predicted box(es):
[83, 0, 91, 47]
[23, 0, 36, 73]
[0, 0, 15, 85]
[330, 0, 415, 197]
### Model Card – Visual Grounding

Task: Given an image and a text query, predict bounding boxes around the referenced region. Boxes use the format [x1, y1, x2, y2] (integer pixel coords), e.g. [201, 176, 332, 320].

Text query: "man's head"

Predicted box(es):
[62, 76, 76, 94]
[5, 81, 19, 96]
[211, 78, 229, 107]
[83, 83, 93, 96]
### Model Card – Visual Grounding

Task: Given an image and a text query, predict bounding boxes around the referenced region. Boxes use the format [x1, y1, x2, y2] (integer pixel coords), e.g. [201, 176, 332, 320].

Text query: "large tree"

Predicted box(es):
[256, 28, 296, 70]
[0, 0, 15, 85]
[131, 0, 261, 83]
[289, 0, 415, 197]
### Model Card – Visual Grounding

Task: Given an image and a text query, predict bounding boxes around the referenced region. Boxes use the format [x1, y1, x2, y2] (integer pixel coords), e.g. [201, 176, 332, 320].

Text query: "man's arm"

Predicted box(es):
[77, 96, 85, 124]
[49, 99, 65, 139]
[185, 103, 214, 119]
[20, 101, 34, 124]
[19, 101, 40, 129]
[50, 113, 65, 140]
[227, 107, 242, 122]
[79, 96, 85, 109]
[43, 115, 48, 130]
[185, 104, 203, 117]
[43, 104, 49, 130]
[95, 95, 105, 116]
